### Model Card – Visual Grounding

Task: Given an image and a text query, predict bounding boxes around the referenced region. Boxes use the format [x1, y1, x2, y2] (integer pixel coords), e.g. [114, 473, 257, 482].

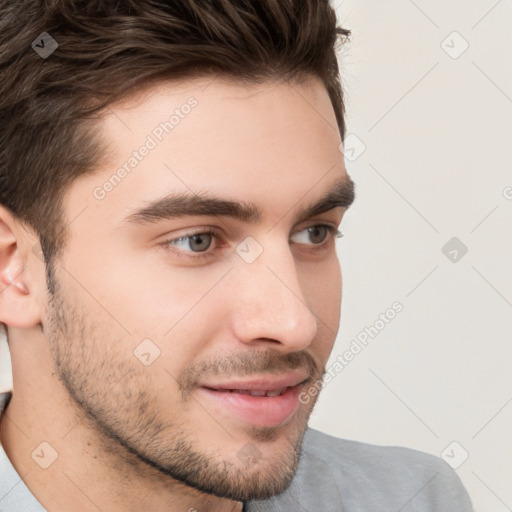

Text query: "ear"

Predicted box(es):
[0, 206, 42, 329]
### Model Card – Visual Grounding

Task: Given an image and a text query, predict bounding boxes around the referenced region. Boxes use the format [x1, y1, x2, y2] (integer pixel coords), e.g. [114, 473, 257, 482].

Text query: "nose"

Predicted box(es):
[229, 243, 318, 351]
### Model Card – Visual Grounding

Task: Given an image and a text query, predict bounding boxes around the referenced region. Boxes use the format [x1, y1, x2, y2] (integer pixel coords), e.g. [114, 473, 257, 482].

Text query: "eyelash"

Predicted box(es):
[161, 224, 343, 261]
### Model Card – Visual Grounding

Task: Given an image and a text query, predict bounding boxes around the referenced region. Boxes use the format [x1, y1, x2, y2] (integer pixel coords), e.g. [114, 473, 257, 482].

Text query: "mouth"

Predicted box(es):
[196, 371, 309, 427]
[205, 387, 290, 397]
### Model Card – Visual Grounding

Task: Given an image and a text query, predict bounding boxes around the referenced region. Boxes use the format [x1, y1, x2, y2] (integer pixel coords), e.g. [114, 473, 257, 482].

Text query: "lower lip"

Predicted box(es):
[197, 385, 302, 427]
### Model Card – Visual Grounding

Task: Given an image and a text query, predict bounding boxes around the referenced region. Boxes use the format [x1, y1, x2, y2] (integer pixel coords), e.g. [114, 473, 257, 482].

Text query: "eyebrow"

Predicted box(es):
[124, 176, 355, 226]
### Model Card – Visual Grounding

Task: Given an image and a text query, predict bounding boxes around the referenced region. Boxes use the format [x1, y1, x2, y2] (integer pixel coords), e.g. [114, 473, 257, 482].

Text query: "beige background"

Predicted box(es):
[308, 1, 511, 511]
[1, 1, 511, 510]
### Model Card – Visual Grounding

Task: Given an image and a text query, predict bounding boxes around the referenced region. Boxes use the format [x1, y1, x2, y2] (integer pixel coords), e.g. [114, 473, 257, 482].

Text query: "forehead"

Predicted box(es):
[105, 74, 335, 127]
[65, 76, 347, 225]
[101, 75, 339, 153]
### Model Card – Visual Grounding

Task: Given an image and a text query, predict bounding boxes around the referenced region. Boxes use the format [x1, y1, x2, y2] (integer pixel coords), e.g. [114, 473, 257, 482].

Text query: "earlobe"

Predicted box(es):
[0, 206, 42, 329]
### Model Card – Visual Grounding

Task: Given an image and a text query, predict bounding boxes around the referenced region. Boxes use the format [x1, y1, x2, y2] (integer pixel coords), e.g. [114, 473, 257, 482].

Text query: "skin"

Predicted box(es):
[0, 75, 352, 511]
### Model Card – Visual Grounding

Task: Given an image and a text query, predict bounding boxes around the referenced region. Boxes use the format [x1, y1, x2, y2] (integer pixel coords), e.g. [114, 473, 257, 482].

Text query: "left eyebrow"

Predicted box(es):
[293, 177, 355, 224]
[123, 176, 355, 226]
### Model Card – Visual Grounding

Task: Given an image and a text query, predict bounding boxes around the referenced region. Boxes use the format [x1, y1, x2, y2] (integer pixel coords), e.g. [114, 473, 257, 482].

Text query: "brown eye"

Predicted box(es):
[307, 225, 329, 244]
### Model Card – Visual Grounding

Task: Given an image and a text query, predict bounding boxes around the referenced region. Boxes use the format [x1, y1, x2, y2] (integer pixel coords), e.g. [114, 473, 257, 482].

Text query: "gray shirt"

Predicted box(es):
[0, 392, 473, 511]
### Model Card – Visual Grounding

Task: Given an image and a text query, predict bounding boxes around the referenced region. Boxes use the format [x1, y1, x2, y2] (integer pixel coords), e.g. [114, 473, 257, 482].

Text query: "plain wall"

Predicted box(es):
[1, 1, 511, 511]
[308, 1, 511, 511]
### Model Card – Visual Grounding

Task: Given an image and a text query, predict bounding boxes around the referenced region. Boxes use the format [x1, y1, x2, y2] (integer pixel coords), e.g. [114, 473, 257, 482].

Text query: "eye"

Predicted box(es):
[290, 224, 342, 245]
[164, 229, 217, 254]
[160, 223, 342, 262]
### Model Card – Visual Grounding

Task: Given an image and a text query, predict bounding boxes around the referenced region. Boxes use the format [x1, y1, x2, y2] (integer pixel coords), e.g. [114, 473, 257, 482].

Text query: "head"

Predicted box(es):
[0, 0, 353, 502]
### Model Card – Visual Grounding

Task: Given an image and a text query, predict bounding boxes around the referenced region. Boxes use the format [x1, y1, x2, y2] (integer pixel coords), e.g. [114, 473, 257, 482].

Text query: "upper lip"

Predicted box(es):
[200, 370, 309, 392]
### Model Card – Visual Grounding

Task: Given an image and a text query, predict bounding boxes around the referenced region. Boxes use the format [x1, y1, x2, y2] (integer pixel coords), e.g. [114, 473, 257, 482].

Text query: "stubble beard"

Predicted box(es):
[43, 271, 322, 501]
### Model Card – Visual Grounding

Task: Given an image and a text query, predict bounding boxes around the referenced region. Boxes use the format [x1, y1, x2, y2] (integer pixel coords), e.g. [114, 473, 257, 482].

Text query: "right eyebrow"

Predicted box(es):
[123, 176, 355, 226]
[124, 193, 262, 225]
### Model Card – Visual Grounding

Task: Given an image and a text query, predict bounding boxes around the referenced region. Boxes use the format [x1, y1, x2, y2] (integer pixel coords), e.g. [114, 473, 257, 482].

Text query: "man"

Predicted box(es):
[0, 1, 473, 510]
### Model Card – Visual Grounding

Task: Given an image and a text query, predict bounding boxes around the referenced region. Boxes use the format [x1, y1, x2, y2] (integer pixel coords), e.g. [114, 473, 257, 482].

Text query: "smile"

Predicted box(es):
[197, 371, 309, 427]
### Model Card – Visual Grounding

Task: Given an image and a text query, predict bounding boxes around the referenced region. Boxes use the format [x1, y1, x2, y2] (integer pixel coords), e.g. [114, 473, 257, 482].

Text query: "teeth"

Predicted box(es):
[243, 389, 267, 396]
[231, 388, 286, 397]
[266, 388, 285, 397]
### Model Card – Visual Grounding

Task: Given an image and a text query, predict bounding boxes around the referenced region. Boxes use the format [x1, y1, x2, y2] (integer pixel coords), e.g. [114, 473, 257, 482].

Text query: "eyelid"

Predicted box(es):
[161, 227, 221, 257]
[160, 222, 342, 261]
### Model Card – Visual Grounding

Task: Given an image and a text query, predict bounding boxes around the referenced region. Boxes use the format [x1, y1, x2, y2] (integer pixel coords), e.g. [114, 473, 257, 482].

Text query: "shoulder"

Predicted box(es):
[246, 428, 474, 512]
[303, 427, 450, 475]
[300, 428, 474, 511]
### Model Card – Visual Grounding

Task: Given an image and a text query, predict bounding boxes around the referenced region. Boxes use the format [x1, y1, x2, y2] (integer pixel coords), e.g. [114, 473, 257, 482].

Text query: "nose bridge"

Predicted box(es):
[230, 242, 318, 349]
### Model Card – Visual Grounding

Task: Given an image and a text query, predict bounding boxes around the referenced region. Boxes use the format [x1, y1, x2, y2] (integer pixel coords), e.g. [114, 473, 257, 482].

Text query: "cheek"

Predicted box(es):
[297, 256, 341, 368]
[300, 255, 342, 331]
[64, 236, 232, 341]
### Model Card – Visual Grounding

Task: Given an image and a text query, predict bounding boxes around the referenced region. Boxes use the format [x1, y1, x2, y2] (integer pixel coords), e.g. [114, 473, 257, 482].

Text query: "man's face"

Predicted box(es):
[42, 76, 353, 501]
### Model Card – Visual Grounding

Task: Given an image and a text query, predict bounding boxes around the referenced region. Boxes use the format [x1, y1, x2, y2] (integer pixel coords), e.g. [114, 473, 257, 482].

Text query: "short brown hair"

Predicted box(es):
[0, 0, 350, 263]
